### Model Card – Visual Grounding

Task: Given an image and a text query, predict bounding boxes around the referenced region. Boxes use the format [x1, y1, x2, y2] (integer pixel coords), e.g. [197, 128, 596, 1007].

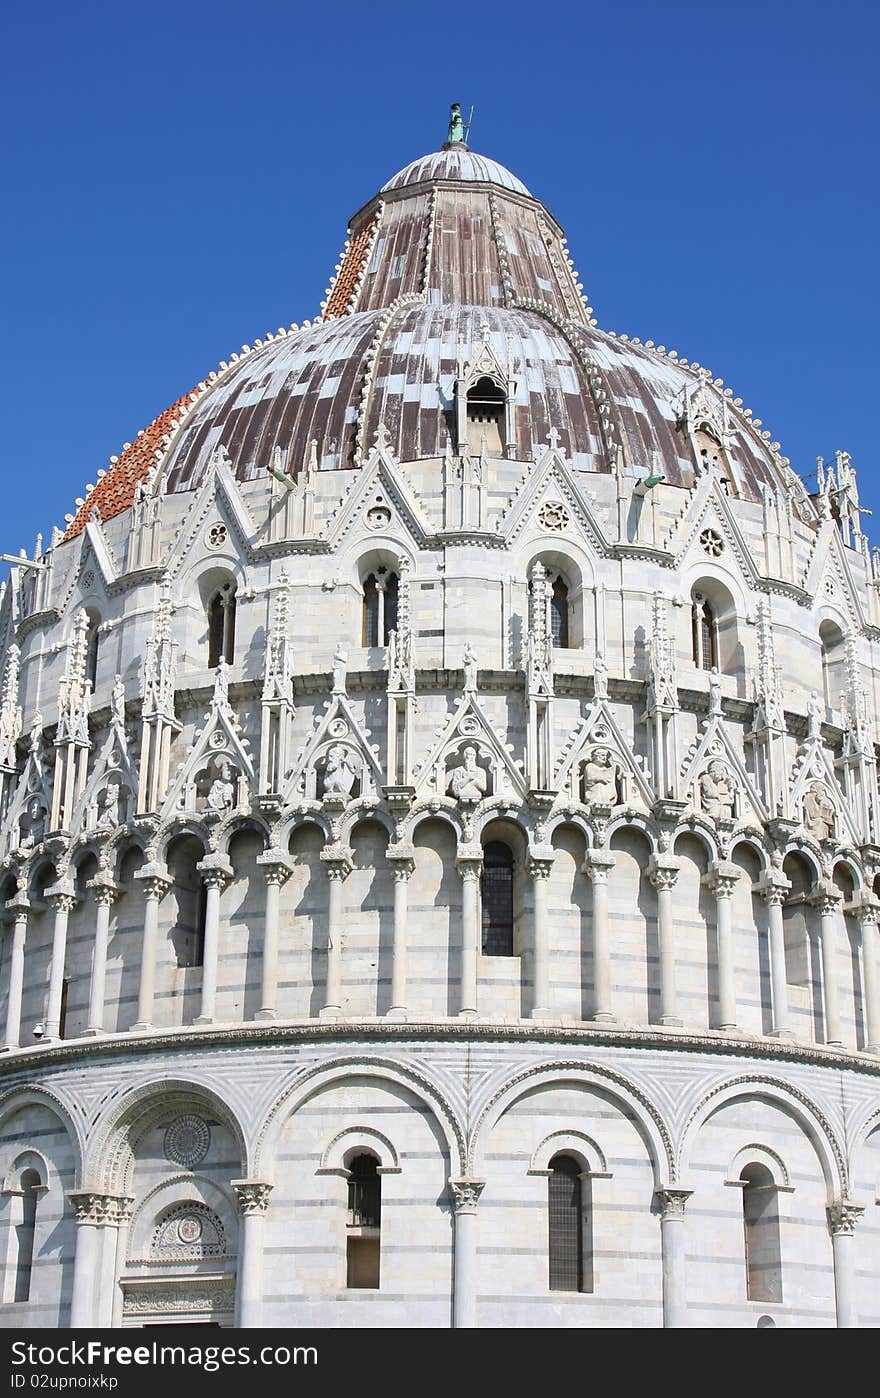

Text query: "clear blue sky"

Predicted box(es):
[1, 0, 877, 551]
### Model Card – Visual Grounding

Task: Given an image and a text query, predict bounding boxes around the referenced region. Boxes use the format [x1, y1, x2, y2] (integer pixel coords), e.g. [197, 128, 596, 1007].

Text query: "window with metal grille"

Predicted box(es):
[481, 841, 514, 956]
[548, 1155, 584, 1292]
[346, 1154, 381, 1289]
[466, 377, 505, 456]
[691, 592, 717, 670]
[551, 576, 569, 648]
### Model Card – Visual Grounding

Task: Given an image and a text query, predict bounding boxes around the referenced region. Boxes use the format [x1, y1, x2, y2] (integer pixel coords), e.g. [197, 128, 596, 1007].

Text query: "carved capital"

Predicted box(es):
[655, 1187, 692, 1220]
[135, 862, 172, 901]
[231, 1179, 273, 1217]
[87, 876, 121, 907]
[69, 1191, 133, 1226]
[386, 843, 416, 881]
[582, 849, 616, 884]
[827, 1200, 864, 1236]
[527, 857, 553, 882]
[197, 854, 233, 891]
[45, 886, 77, 916]
[704, 861, 741, 900]
[809, 880, 842, 916]
[4, 893, 31, 922]
[257, 850, 294, 888]
[449, 1178, 485, 1213]
[647, 855, 681, 894]
[753, 873, 791, 907]
[321, 844, 354, 881]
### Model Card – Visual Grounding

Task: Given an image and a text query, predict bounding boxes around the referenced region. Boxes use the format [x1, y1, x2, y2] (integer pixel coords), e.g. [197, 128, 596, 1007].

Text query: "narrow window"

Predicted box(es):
[691, 592, 717, 670]
[208, 584, 236, 668]
[481, 841, 514, 956]
[550, 576, 569, 648]
[466, 377, 505, 456]
[548, 1155, 592, 1293]
[741, 1164, 782, 1303]
[14, 1169, 41, 1303]
[346, 1154, 381, 1289]
[362, 571, 398, 647]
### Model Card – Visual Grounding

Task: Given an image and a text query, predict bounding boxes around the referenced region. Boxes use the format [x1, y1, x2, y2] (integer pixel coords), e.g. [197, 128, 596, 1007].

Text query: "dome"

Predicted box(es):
[381, 145, 532, 196]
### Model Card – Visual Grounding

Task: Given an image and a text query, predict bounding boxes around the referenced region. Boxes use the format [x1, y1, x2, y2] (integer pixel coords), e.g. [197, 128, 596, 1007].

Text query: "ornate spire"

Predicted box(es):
[142, 576, 177, 720]
[647, 593, 677, 710]
[526, 560, 553, 695]
[841, 630, 870, 746]
[0, 643, 22, 768]
[387, 556, 415, 694]
[263, 574, 293, 700]
[754, 599, 785, 731]
[57, 610, 91, 744]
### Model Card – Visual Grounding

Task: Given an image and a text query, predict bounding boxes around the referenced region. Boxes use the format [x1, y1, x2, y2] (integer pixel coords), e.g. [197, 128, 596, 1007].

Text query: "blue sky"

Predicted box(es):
[1, 0, 877, 551]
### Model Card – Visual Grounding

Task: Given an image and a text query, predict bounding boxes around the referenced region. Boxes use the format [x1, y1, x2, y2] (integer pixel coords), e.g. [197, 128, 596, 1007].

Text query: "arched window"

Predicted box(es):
[346, 1154, 381, 1289]
[481, 840, 514, 956]
[466, 376, 505, 456]
[548, 1155, 592, 1293]
[819, 620, 846, 715]
[741, 1163, 782, 1303]
[207, 582, 236, 669]
[13, 1168, 42, 1302]
[362, 570, 398, 647]
[550, 576, 569, 649]
[691, 591, 718, 670]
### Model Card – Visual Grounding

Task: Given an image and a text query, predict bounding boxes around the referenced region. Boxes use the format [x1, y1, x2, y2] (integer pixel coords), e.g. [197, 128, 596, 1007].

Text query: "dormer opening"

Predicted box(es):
[466, 377, 505, 456]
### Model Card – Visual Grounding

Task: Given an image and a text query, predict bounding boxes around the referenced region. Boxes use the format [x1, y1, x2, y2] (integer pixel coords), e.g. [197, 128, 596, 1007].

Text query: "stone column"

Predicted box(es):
[810, 881, 844, 1047]
[68, 1192, 117, 1327]
[583, 849, 616, 1022]
[853, 894, 880, 1054]
[827, 1201, 864, 1328]
[3, 895, 29, 1050]
[656, 1186, 692, 1328]
[705, 861, 740, 1030]
[450, 1178, 484, 1329]
[755, 872, 793, 1038]
[84, 876, 120, 1036]
[386, 844, 415, 1021]
[255, 851, 293, 1022]
[132, 864, 172, 1031]
[319, 846, 352, 1020]
[44, 885, 77, 1041]
[529, 853, 554, 1019]
[194, 855, 233, 1025]
[110, 1198, 135, 1329]
[648, 855, 682, 1026]
[232, 1180, 273, 1328]
[456, 848, 483, 1020]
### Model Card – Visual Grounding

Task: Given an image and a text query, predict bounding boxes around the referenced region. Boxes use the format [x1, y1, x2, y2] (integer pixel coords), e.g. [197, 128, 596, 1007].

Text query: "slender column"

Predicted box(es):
[755, 873, 793, 1038]
[319, 847, 352, 1020]
[456, 849, 483, 1019]
[84, 877, 120, 1036]
[656, 1187, 693, 1328]
[386, 844, 415, 1021]
[110, 1198, 134, 1329]
[810, 881, 844, 1047]
[194, 856, 232, 1025]
[583, 849, 616, 1022]
[648, 855, 682, 1026]
[132, 864, 172, 1031]
[828, 1201, 864, 1328]
[853, 894, 880, 1053]
[255, 851, 293, 1022]
[529, 854, 554, 1019]
[450, 1178, 485, 1329]
[705, 861, 740, 1030]
[232, 1180, 273, 1328]
[44, 885, 77, 1041]
[3, 895, 29, 1050]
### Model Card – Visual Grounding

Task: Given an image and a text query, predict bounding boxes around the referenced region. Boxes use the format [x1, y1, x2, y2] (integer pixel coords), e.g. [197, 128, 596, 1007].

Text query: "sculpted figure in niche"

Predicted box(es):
[448, 745, 488, 804]
[96, 775, 123, 831]
[206, 761, 236, 814]
[19, 796, 46, 849]
[582, 747, 619, 807]
[808, 689, 824, 738]
[593, 653, 608, 701]
[462, 642, 478, 693]
[111, 675, 126, 728]
[323, 745, 361, 798]
[699, 760, 735, 820]
[803, 780, 835, 841]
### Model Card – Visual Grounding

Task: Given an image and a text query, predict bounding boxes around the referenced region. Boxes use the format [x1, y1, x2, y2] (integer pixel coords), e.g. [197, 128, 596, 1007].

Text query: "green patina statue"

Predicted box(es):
[447, 103, 465, 144]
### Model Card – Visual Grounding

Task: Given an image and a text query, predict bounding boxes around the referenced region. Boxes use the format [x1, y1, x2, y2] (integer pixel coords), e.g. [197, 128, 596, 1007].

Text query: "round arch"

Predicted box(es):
[0, 1086, 85, 1189]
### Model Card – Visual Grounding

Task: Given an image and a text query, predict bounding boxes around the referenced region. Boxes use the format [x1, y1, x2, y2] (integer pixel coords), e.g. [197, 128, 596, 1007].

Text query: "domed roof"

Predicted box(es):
[381, 146, 531, 197]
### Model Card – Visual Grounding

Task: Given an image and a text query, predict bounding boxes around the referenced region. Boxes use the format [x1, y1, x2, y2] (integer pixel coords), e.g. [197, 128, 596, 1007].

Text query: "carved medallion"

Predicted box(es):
[163, 1115, 210, 1169]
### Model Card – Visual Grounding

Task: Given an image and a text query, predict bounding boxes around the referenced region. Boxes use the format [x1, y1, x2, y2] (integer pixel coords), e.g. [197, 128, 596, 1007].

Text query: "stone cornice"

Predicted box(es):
[1, 1018, 878, 1079]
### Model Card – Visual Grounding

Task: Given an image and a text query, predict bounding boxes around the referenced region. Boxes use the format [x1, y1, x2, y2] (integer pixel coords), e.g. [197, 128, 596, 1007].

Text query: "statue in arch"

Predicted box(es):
[96, 775, 123, 831]
[803, 780, 835, 842]
[323, 745, 361, 798]
[448, 745, 488, 804]
[19, 796, 46, 849]
[582, 747, 619, 807]
[699, 760, 735, 821]
[206, 761, 236, 813]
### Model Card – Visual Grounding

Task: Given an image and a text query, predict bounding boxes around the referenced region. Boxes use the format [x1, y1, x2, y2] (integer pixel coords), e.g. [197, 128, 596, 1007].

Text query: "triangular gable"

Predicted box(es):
[162, 678, 255, 818]
[284, 692, 383, 802]
[164, 454, 259, 580]
[667, 471, 760, 584]
[412, 692, 526, 802]
[3, 725, 53, 857]
[500, 442, 610, 554]
[553, 698, 654, 808]
[788, 734, 860, 846]
[57, 520, 118, 617]
[322, 441, 432, 552]
[680, 712, 767, 824]
[801, 521, 866, 632]
[69, 710, 139, 838]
